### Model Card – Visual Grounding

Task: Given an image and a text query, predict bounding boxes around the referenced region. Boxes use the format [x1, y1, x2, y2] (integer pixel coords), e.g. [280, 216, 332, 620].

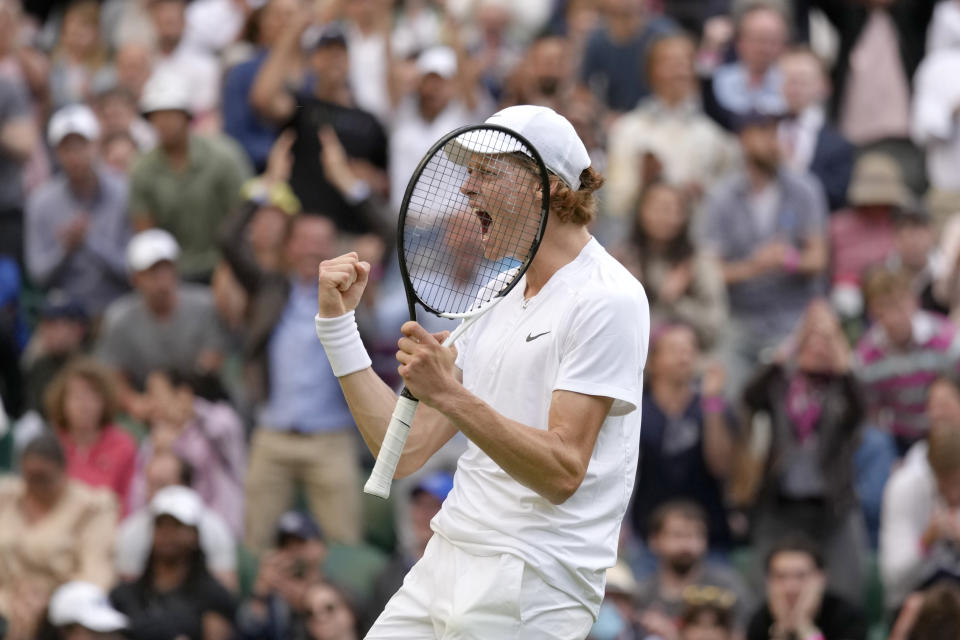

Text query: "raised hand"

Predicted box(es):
[317, 252, 371, 317]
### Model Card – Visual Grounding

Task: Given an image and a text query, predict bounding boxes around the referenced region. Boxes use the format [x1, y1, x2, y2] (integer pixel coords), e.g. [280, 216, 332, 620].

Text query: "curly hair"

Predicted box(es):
[548, 166, 604, 225]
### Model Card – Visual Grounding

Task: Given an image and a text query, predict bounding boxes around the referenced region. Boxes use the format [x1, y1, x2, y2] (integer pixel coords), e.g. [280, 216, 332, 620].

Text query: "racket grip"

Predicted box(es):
[364, 393, 420, 499]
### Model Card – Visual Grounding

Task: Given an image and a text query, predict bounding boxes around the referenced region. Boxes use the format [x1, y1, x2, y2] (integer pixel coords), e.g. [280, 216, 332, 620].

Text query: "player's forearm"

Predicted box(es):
[338, 368, 454, 476]
[432, 385, 585, 504]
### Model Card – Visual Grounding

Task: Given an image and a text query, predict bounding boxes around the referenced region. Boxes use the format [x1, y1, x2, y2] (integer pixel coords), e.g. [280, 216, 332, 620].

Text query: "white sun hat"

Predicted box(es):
[48, 581, 128, 632]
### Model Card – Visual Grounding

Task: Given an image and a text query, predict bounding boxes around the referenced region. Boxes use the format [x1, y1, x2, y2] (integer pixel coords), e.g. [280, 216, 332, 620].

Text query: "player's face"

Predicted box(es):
[460, 153, 541, 261]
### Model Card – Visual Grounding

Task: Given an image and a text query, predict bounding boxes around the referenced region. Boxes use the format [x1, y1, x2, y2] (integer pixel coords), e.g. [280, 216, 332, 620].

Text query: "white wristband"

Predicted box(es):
[315, 311, 372, 377]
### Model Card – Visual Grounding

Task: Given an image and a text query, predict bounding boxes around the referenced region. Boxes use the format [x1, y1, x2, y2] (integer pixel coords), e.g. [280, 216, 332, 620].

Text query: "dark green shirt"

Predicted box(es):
[129, 135, 250, 280]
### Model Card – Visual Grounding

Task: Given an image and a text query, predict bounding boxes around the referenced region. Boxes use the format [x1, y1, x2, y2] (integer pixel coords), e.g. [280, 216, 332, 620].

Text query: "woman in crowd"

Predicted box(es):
[303, 580, 361, 640]
[736, 299, 867, 604]
[0, 434, 117, 640]
[49, 0, 109, 110]
[45, 357, 137, 510]
[127, 369, 246, 536]
[615, 181, 727, 350]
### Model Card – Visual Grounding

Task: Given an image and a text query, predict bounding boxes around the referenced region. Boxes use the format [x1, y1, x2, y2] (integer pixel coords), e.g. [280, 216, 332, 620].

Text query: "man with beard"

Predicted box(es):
[635, 501, 754, 637]
[699, 111, 828, 397]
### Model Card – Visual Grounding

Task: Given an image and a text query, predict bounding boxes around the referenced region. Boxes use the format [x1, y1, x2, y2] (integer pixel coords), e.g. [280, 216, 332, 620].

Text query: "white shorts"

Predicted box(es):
[366, 534, 594, 639]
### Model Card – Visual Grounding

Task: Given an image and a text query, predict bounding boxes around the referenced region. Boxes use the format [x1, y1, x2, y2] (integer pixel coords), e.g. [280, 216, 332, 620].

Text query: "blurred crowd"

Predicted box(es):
[4, 0, 960, 638]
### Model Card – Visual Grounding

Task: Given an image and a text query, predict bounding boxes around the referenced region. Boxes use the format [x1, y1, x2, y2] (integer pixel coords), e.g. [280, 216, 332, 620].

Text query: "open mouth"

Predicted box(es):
[475, 208, 493, 238]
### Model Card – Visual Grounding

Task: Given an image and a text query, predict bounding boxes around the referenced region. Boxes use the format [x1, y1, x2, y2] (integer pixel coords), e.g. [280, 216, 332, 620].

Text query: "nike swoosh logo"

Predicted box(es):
[525, 331, 550, 342]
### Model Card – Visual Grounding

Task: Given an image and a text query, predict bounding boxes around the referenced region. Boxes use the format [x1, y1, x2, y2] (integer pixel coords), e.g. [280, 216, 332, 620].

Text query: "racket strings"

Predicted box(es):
[404, 128, 544, 316]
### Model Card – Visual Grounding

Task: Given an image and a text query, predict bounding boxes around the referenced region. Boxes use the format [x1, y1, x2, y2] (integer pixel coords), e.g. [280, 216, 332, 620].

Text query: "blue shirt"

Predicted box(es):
[261, 280, 353, 433]
[222, 51, 277, 172]
[712, 62, 786, 116]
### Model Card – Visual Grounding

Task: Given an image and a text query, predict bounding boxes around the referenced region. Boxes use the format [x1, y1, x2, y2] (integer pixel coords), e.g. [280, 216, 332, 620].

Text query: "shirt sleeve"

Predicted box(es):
[554, 291, 647, 416]
[75, 489, 119, 589]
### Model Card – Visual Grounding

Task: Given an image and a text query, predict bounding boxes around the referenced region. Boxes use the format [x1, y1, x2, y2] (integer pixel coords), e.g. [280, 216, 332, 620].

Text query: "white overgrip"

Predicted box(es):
[364, 394, 420, 498]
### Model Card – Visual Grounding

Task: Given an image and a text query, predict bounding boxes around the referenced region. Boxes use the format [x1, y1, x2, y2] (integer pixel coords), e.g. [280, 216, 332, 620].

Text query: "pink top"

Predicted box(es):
[829, 209, 896, 286]
[59, 424, 137, 515]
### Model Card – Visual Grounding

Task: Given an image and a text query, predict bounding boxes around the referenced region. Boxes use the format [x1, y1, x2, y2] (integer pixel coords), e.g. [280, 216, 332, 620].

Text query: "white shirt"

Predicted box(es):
[346, 26, 390, 124]
[388, 96, 492, 214]
[927, 0, 960, 53]
[152, 42, 221, 117]
[435, 238, 649, 615]
[912, 48, 960, 191]
[604, 98, 737, 219]
[115, 506, 236, 577]
[779, 105, 826, 173]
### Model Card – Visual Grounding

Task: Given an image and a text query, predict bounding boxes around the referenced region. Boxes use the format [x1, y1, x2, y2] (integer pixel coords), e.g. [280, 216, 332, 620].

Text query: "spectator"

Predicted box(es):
[615, 182, 728, 349]
[912, 15, 960, 224]
[370, 471, 453, 621]
[236, 510, 327, 640]
[926, 0, 960, 53]
[95, 229, 226, 416]
[130, 71, 250, 282]
[881, 417, 960, 611]
[128, 368, 245, 535]
[147, 0, 221, 127]
[21, 292, 88, 416]
[92, 85, 155, 151]
[579, 0, 677, 113]
[104, 42, 153, 101]
[630, 324, 736, 554]
[746, 534, 867, 640]
[888, 582, 960, 640]
[25, 103, 131, 318]
[605, 33, 736, 220]
[635, 501, 754, 635]
[500, 33, 577, 113]
[677, 597, 737, 640]
[48, 0, 108, 110]
[44, 357, 136, 508]
[116, 451, 236, 589]
[100, 130, 138, 176]
[44, 580, 129, 640]
[803, 0, 936, 148]
[738, 300, 867, 604]
[250, 18, 388, 235]
[0, 434, 117, 640]
[933, 210, 960, 323]
[886, 203, 947, 316]
[110, 485, 237, 640]
[702, 3, 788, 131]
[221, 0, 297, 172]
[855, 267, 960, 454]
[302, 580, 361, 640]
[386, 44, 493, 214]
[828, 152, 908, 320]
[699, 111, 828, 396]
[777, 46, 854, 212]
[220, 133, 371, 551]
[342, 0, 391, 123]
[0, 74, 38, 264]
[589, 561, 641, 640]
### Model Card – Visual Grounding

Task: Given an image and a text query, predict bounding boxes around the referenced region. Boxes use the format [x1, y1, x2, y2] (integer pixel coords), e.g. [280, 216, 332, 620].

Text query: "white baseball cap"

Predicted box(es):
[150, 485, 204, 526]
[48, 581, 128, 632]
[48, 104, 101, 147]
[417, 46, 457, 79]
[445, 105, 591, 190]
[140, 71, 192, 116]
[126, 228, 180, 273]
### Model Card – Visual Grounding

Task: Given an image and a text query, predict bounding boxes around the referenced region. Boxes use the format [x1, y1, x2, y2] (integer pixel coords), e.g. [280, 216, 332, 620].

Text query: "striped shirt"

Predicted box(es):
[855, 311, 960, 441]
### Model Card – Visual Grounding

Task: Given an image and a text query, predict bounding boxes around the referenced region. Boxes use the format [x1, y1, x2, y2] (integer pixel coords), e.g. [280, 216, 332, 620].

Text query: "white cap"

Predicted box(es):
[446, 105, 591, 190]
[150, 485, 204, 526]
[48, 581, 128, 632]
[604, 561, 638, 597]
[126, 228, 180, 273]
[416, 46, 457, 79]
[140, 71, 192, 116]
[48, 104, 101, 147]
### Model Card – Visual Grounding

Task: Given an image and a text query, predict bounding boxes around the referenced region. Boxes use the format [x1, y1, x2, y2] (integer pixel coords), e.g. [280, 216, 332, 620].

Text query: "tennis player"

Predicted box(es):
[315, 105, 649, 638]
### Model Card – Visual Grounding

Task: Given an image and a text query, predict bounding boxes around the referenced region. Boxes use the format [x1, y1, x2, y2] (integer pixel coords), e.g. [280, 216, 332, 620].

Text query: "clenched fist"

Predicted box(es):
[317, 252, 371, 318]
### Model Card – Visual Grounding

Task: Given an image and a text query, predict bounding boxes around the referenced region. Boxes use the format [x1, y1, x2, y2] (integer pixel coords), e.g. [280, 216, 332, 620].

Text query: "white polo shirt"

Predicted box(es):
[434, 237, 649, 615]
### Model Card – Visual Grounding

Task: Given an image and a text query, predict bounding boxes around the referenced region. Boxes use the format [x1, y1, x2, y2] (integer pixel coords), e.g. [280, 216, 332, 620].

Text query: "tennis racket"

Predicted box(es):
[363, 124, 551, 498]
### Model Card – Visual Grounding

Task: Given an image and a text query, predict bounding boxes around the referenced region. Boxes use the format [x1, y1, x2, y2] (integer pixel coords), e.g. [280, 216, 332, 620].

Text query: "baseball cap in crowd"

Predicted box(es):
[732, 109, 784, 132]
[48, 581, 128, 632]
[847, 152, 910, 208]
[48, 104, 101, 147]
[275, 510, 324, 545]
[150, 485, 204, 527]
[411, 470, 454, 502]
[604, 561, 638, 598]
[126, 228, 180, 273]
[140, 71, 192, 117]
[445, 105, 591, 190]
[417, 46, 457, 79]
[39, 290, 87, 322]
[304, 22, 348, 50]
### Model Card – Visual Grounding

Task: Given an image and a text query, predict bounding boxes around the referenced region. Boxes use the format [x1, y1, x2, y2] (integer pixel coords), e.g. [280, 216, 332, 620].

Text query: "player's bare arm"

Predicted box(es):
[397, 321, 612, 504]
[317, 252, 458, 476]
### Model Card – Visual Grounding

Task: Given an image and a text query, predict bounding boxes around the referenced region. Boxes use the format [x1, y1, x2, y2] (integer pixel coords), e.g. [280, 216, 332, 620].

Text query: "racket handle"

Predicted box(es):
[364, 393, 420, 499]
